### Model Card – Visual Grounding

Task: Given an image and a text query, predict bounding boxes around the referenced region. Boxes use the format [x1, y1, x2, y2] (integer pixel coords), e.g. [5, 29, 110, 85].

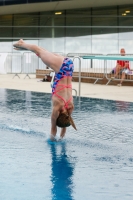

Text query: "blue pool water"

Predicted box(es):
[0, 88, 133, 200]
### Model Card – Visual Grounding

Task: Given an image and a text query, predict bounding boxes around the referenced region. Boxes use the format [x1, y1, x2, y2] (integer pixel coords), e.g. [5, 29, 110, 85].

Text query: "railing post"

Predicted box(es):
[73, 56, 81, 98]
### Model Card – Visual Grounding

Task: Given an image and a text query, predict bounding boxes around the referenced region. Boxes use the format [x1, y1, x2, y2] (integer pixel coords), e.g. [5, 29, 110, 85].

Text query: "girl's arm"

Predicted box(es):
[50, 106, 60, 138]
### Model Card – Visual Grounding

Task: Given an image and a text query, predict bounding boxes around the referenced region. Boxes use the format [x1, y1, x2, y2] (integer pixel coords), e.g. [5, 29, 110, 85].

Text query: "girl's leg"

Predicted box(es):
[60, 127, 66, 139]
[14, 39, 37, 52]
[14, 39, 64, 73]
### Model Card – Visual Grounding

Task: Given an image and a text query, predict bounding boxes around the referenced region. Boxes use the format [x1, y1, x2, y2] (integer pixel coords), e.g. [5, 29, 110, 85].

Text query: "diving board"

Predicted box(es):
[82, 55, 133, 61]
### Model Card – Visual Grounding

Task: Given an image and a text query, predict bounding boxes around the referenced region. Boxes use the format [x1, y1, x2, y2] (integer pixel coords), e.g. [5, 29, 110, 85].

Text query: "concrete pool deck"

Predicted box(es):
[0, 74, 133, 102]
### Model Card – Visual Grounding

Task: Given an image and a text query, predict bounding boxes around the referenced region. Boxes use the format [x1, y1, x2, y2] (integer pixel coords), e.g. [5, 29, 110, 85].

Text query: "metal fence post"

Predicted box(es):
[73, 56, 81, 98]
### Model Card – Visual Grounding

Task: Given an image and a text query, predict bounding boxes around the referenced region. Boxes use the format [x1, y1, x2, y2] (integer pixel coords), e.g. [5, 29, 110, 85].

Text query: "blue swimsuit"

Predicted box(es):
[52, 58, 74, 94]
[52, 58, 74, 109]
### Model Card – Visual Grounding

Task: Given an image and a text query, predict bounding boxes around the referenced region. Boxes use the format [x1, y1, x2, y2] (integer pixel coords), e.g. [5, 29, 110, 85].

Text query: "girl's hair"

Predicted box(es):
[56, 112, 77, 130]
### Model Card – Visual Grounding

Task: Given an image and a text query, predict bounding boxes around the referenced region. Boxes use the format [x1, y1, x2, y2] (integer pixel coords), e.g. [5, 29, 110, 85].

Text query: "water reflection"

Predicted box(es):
[77, 97, 133, 113]
[50, 143, 74, 200]
[0, 89, 51, 116]
[115, 100, 131, 111]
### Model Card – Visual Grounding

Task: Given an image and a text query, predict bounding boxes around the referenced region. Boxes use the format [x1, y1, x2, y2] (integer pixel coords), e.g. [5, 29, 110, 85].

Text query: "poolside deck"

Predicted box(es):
[0, 74, 133, 102]
[36, 69, 133, 86]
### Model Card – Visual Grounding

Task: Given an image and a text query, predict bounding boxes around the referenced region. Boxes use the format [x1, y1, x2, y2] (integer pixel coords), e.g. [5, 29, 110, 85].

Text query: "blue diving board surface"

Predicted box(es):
[82, 55, 133, 61]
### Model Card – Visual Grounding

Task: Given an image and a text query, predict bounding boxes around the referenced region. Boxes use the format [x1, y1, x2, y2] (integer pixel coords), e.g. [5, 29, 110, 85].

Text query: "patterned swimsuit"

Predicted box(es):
[52, 57, 74, 109]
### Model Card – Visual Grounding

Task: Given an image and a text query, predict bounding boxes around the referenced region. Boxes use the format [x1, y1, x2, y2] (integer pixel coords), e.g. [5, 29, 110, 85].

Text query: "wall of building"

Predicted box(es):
[0, 5, 133, 54]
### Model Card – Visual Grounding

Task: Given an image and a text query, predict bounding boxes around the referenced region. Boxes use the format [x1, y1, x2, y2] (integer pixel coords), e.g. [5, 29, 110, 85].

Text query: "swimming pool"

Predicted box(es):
[0, 88, 133, 200]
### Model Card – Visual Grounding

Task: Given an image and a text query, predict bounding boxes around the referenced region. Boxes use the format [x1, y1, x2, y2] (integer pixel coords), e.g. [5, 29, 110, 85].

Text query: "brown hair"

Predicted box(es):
[56, 112, 77, 130]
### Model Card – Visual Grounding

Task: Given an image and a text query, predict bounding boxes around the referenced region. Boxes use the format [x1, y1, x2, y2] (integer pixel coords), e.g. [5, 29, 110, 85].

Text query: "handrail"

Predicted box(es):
[72, 89, 77, 98]
[50, 72, 55, 88]
[73, 56, 81, 98]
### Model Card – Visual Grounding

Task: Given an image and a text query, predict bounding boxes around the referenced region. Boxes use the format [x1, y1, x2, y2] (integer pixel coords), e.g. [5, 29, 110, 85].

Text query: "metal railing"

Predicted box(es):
[2, 52, 133, 99]
[67, 53, 105, 85]
[73, 56, 81, 98]
[22, 52, 39, 79]
[3, 52, 65, 78]
[4, 52, 22, 78]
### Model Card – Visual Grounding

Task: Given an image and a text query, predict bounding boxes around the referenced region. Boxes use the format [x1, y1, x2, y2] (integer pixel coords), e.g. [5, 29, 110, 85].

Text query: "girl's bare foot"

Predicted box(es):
[50, 134, 57, 142]
[13, 39, 24, 48]
[60, 132, 66, 139]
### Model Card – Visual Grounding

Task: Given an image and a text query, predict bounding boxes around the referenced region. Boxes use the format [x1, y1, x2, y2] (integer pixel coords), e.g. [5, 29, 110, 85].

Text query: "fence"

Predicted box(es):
[22, 52, 39, 78]
[2, 52, 133, 86]
[4, 52, 22, 78]
[3, 52, 65, 78]
[67, 53, 105, 84]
